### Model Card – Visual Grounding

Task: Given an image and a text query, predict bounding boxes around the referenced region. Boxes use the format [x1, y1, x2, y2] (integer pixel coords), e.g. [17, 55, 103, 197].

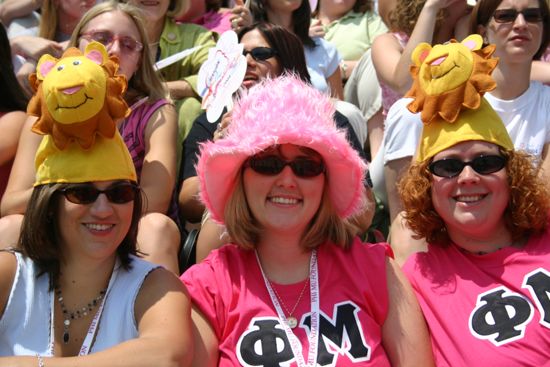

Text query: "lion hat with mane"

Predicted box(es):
[28, 41, 130, 150]
[406, 34, 514, 161]
[28, 41, 137, 185]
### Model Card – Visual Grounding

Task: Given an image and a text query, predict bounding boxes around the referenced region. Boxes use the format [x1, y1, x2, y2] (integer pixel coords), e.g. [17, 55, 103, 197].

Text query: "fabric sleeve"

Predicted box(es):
[319, 37, 341, 77]
[364, 12, 388, 48]
[181, 112, 220, 180]
[180, 28, 218, 93]
[383, 97, 423, 164]
[180, 254, 227, 340]
[333, 110, 368, 161]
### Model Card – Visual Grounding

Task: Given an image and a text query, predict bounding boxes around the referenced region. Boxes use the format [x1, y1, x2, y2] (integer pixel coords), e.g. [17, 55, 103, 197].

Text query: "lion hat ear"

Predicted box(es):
[405, 34, 513, 162]
[83, 40, 109, 65]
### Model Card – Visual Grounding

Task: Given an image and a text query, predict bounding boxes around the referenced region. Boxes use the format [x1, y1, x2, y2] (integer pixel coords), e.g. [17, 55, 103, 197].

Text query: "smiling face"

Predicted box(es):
[126, 0, 170, 23]
[266, 0, 303, 13]
[57, 0, 96, 22]
[58, 180, 134, 262]
[78, 10, 142, 79]
[243, 144, 325, 239]
[431, 140, 510, 243]
[478, 0, 544, 63]
[319, 0, 356, 14]
[240, 29, 282, 89]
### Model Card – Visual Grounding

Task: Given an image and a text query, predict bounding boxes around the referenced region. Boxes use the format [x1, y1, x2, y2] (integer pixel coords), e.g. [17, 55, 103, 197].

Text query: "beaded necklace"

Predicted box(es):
[54, 286, 107, 344]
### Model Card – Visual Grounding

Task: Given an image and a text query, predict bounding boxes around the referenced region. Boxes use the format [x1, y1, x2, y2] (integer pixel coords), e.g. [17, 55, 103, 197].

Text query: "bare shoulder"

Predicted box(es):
[140, 267, 186, 295]
[0, 251, 17, 317]
[135, 267, 188, 323]
[0, 110, 27, 123]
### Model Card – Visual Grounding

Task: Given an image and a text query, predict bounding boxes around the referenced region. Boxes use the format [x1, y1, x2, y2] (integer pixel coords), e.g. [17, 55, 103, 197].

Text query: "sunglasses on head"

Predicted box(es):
[492, 8, 544, 23]
[80, 30, 143, 54]
[429, 155, 507, 178]
[242, 47, 278, 61]
[247, 155, 325, 178]
[59, 182, 139, 205]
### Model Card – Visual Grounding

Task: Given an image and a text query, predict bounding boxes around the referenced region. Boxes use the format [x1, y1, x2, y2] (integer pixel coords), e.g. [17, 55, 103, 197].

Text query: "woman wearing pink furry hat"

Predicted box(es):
[180, 75, 434, 366]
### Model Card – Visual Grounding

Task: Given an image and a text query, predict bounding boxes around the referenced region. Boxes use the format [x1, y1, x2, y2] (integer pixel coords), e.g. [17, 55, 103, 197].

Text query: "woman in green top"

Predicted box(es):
[124, 0, 218, 143]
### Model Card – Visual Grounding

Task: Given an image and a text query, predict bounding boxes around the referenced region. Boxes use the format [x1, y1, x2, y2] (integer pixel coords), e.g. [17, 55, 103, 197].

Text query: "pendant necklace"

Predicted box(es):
[268, 278, 310, 328]
[256, 249, 320, 367]
[54, 286, 107, 344]
[49, 258, 120, 356]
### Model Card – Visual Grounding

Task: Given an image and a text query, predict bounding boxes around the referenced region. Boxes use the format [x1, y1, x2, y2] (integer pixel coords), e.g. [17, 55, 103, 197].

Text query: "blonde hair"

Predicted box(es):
[224, 168, 358, 251]
[69, 1, 169, 102]
[38, 0, 58, 40]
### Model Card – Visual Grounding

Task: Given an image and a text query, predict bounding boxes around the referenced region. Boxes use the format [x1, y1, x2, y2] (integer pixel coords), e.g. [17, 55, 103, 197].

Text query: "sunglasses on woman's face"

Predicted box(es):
[492, 8, 544, 23]
[429, 155, 507, 178]
[242, 47, 278, 61]
[80, 30, 143, 54]
[59, 182, 139, 205]
[247, 155, 325, 178]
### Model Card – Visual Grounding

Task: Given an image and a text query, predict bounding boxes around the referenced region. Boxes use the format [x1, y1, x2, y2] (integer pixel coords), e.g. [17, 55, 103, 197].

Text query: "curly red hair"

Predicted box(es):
[399, 149, 550, 245]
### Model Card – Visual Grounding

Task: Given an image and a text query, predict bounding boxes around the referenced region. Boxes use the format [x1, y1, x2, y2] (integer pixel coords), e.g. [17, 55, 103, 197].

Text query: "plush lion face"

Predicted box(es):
[28, 42, 129, 150]
[37, 42, 109, 124]
[414, 37, 479, 96]
[406, 34, 499, 124]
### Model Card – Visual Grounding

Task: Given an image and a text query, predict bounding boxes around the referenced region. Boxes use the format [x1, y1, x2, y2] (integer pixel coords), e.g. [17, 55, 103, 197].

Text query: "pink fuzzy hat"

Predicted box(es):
[196, 75, 368, 224]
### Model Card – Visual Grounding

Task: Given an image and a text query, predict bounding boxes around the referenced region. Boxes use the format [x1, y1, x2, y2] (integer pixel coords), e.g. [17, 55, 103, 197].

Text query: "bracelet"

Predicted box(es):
[37, 355, 45, 367]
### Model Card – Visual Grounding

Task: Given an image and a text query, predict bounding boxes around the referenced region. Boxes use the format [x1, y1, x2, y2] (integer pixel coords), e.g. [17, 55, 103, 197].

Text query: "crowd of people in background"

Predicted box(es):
[0, 0, 549, 365]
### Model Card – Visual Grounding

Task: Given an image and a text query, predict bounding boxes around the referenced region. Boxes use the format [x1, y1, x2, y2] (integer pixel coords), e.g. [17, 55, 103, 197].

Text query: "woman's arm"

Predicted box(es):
[0, 268, 193, 367]
[531, 60, 550, 84]
[0, 0, 42, 25]
[0, 116, 42, 216]
[371, 0, 448, 95]
[0, 111, 26, 167]
[327, 68, 344, 100]
[189, 306, 219, 367]
[0, 252, 17, 319]
[141, 104, 178, 214]
[382, 258, 434, 367]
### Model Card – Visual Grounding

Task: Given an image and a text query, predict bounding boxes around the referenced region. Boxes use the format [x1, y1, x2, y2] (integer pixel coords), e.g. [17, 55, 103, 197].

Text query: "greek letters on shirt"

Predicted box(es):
[469, 268, 550, 346]
[236, 301, 371, 367]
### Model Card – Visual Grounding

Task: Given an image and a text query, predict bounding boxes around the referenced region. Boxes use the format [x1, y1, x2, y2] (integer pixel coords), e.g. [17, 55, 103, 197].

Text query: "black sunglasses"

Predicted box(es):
[247, 155, 325, 178]
[429, 155, 507, 178]
[242, 47, 278, 61]
[59, 182, 139, 204]
[493, 8, 544, 23]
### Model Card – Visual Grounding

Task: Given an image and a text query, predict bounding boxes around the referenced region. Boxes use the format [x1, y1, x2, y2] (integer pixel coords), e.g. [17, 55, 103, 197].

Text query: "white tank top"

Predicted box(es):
[0, 252, 158, 356]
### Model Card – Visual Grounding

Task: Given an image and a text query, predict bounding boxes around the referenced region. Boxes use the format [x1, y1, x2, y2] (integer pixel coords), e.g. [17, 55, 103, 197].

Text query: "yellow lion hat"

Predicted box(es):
[406, 34, 514, 161]
[28, 41, 130, 150]
[30, 42, 136, 185]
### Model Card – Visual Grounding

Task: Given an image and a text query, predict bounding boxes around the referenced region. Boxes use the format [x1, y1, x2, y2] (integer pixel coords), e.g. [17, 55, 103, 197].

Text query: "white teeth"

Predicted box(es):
[455, 195, 484, 203]
[85, 223, 112, 231]
[270, 197, 299, 205]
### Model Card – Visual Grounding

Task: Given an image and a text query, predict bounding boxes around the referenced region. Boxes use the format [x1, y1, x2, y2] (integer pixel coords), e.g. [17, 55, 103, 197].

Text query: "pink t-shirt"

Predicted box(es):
[182, 238, 392, 366]
[403, 226, 550, 367]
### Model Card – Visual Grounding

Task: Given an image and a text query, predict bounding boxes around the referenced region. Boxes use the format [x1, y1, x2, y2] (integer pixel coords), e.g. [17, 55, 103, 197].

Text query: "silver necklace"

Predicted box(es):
[269, 278, 310, 328]
[54, 285, 107, 344]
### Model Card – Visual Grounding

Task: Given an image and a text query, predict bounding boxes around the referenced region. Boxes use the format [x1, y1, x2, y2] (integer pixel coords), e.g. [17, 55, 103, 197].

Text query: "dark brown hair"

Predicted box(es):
[0, 24, 28, 111]
[238, 22, 311, 83]
[249, 0, 315, 47]
[19, 181, 143, 286]
[469, 0, 550, 59]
